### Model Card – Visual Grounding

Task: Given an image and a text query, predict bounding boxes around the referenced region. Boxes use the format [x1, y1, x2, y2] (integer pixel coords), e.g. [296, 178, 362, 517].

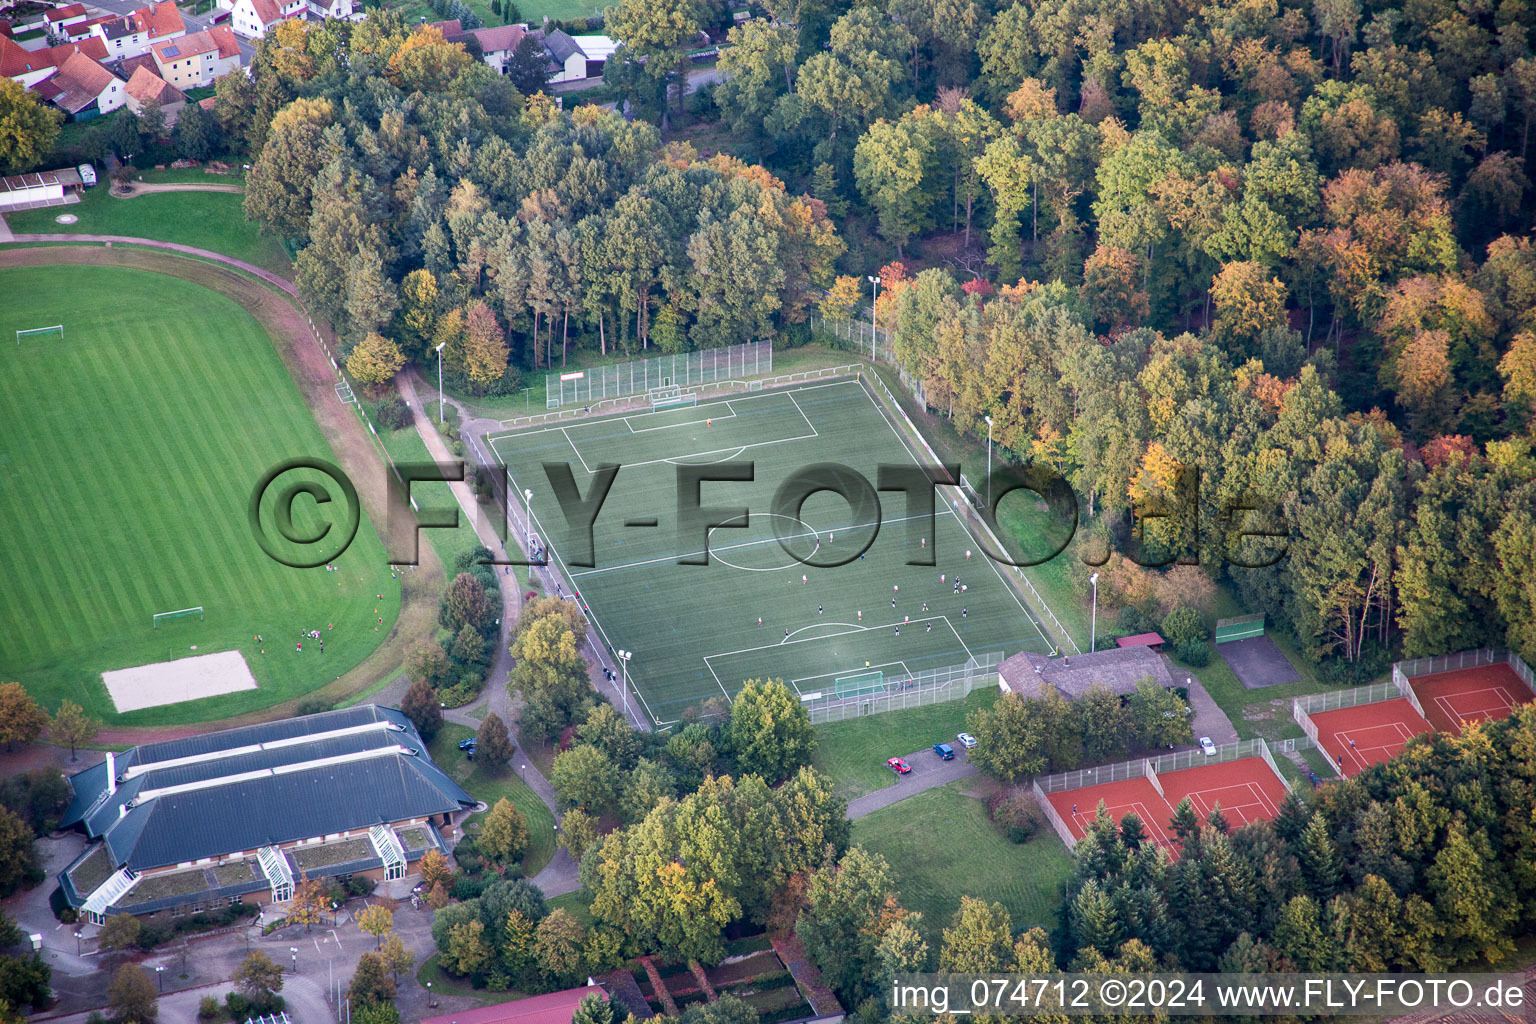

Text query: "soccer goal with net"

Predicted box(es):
[649, 385, 698, 410]
[153, 606, 204, 627]
[833, 669, 886, 698]
[17, 325, 64, 344]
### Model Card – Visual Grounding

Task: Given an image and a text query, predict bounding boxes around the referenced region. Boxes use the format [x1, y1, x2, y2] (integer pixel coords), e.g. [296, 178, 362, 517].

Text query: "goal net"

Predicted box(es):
[17, 325, 64, 344]
[833, 669, 885, 698]
[649, 385, 697, 409]
[153, 606, 204, 627]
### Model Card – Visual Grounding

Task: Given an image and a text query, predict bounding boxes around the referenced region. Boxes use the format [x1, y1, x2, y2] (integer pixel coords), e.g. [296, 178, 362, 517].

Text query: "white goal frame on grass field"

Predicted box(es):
[17, 325, 64, 343]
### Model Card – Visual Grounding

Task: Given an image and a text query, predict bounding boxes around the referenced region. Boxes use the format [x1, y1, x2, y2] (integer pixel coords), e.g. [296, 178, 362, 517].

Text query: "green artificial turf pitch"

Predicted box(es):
[0, 265, 399, 724]
[488, 377, 1055, 725]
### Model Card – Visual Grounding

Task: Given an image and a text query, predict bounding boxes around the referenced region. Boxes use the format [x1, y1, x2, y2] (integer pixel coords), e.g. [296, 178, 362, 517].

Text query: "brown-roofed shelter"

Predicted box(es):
[998, 645, 1176, 700]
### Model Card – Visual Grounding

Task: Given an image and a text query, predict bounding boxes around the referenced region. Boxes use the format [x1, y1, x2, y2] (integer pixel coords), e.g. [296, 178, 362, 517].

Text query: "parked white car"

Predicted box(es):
[956, 732, 977, 749]
[1199, 736, 1218, 756]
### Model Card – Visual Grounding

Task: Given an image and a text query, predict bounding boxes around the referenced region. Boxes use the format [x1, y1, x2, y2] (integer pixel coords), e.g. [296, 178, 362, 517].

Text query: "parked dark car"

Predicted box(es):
[933, 743, 955, 760]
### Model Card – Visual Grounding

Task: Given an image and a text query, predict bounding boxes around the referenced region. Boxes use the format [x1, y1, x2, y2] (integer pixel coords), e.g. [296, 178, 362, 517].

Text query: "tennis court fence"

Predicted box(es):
[1035, 738, 1284, 796]
[1291, 681, 1399, 754]
[800, 651, 1002, 724]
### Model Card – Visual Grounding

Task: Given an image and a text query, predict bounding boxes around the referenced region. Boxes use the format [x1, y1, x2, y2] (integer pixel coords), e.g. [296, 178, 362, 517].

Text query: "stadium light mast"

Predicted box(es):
[866, 275, 880, 358]
[434, 342, 447, 424]
[984, 415, 993, 509]
[1089, 572, 1099, 653]
[524, 488, 534, 556]
[617, 649, 633, 725]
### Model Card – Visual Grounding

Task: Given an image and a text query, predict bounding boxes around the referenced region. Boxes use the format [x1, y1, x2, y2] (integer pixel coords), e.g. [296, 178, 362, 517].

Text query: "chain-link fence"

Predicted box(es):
[802, 651, 1002, 724]
[809, 311, 895, 362]
[545, 341, 771, 407]
[1393, 647, 1504, 680]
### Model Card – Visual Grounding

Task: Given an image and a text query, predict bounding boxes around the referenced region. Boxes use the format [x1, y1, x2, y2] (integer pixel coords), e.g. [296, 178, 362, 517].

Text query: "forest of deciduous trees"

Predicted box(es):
[220, 0, 1536, 675]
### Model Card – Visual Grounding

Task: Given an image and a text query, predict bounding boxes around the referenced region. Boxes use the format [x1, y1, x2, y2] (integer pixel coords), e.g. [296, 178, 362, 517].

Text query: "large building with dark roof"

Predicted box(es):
[58, 705, 475, 923]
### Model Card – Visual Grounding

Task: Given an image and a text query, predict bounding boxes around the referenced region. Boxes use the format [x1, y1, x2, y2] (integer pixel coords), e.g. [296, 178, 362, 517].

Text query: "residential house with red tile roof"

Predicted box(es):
[151, 26, 240, 89]
[1, 35, 110, 88]
[228, 0, 304, 39]
[124, 64, 184, 121]
[89, 2, 186, 60]
[468, 23, 526, 76]
[32, 49, 125, 117]
[43, 3, 89, 39]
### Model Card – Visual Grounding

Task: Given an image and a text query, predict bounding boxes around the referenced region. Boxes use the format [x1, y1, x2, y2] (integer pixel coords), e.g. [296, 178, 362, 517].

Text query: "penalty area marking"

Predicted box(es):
[102, 649, 258, 713]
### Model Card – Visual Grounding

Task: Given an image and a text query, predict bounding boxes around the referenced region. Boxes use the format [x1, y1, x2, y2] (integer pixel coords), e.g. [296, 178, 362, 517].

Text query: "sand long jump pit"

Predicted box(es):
[102, 650, 258, 713]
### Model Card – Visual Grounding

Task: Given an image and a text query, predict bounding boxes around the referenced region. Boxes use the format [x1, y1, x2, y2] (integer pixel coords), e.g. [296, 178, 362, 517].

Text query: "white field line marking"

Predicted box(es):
[859, 377, 1055, 653]
[567, 511, 936, 578]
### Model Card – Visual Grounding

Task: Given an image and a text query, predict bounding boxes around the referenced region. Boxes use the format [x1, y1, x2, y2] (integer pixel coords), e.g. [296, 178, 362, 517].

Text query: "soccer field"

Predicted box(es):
[489, 376, 1054, 725]
[0, 265, 400, 724]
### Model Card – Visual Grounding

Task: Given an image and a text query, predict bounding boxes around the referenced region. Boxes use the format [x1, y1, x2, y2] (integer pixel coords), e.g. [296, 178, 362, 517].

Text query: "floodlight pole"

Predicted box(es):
[155, 966, 164, 993]
[617, 650, 632, 726]
[524, 488, 534, 556]
[866, 275, 880, 358]
[984, 415, 993, 509]
[1089, 572, 1099, 653]
[434, 342, 447, 424]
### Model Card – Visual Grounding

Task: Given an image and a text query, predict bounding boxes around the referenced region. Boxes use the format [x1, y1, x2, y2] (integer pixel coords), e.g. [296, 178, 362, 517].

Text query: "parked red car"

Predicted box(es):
[887, 756, 911, 775]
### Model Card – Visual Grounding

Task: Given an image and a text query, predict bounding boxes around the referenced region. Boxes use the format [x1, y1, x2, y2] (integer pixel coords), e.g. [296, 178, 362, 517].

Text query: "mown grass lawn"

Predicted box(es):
[811, 689, 997, 801]
[852, 781, 1074, 949]
[429, 722, 557, 877]
[0, 265, 399, 723]
[416, 952, 529, 1005]
[4, 188, 290, 275]
[374, 422, 488, 573]
[547, 888, 595, 928]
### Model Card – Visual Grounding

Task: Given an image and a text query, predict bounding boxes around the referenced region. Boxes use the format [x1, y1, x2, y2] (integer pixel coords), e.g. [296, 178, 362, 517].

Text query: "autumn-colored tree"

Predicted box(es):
[1081, 245, 1149, 333]
[419, 848, 452, 890]
[1211, 262, 1289, 353]
[819, 275, 862, 323]
[287, 872, 328, 931]
[397, 269, 439, 361]
[356, 903, 393, 948]
[346, 332, 406, 385]
[0, 684, 48, 751]
[398, 676, 443, 741]
[478, 797, 529, 868]
[462, 301, 509, 388]
[97, 913, 142, 952]
[49, 700, 99, 761]
[233, 951, 284, 1005]
[107, 964, 157, 1024]
[475, 711, 516, 769]
[1498, 331, 1536, 418]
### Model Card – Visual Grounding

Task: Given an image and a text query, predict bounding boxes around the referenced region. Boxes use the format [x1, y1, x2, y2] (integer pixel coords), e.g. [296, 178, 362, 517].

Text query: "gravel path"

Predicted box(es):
[109, 182, 245, 198]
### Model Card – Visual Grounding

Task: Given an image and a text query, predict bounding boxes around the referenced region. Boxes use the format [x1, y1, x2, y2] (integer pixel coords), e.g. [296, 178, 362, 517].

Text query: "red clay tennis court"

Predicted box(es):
[1043, 757, 1288, 853]
[1158, 758, 1288, 828]
[1044, 776, 1178, 852]
[1310, 699, 1431, 778]
[1410, 663, 1535, 735]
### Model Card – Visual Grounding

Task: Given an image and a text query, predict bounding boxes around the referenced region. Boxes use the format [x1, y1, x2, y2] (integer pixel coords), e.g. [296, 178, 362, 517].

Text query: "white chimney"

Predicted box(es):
[119, 803, 129, 819]
[106, 751, 117, 795]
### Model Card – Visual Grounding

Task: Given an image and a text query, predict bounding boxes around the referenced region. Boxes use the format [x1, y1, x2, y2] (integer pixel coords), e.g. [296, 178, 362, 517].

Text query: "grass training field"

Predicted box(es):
[489, 377, 1055, 725]
[852, 781, 1075, 946]
[0, 265, 399, 724]
[4, 190, 291, 275]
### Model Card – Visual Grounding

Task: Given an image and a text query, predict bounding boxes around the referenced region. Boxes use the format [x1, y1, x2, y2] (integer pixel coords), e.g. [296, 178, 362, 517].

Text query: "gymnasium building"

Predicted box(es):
[56, 705, 476, 923]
